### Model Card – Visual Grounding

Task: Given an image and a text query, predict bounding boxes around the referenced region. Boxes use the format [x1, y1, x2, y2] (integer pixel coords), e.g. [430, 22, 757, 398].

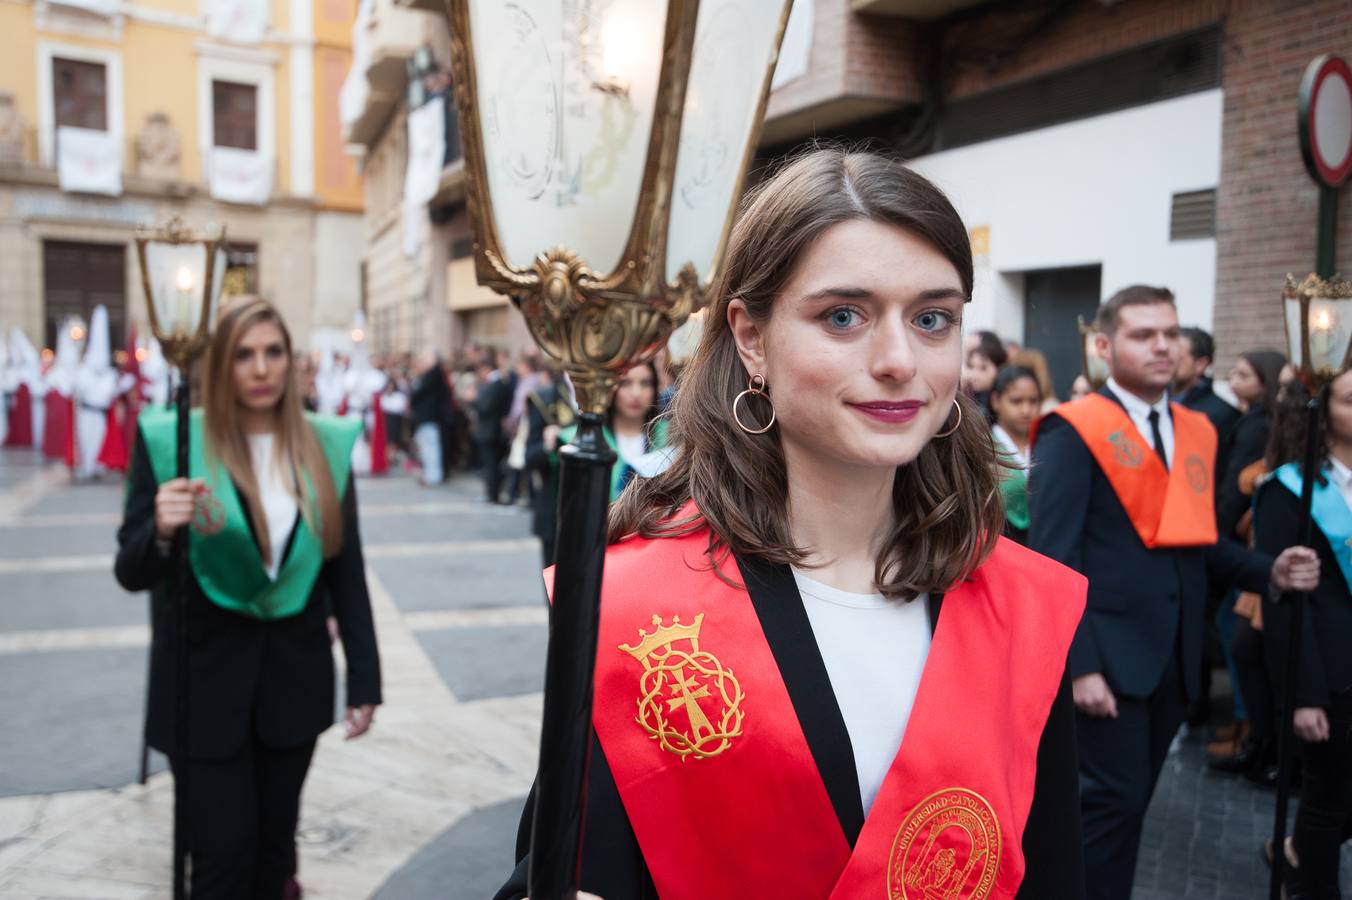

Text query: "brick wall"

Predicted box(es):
[1212, 0, 1352, 370]
[765, 0, 922, 135]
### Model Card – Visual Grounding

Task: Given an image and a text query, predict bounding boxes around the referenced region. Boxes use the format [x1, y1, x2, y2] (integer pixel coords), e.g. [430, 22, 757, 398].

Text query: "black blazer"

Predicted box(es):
[1176, 377, 1240, 451]
[1028, 387, 1271, 701]
[473, 376, 513, 444]
[114, 435, 382, 761]
[524, 384, 561, 545]
[494, 557, 1085, 900]
[410, 364, 449, 428]
[1215, 407, 1271, 539]
[1253, 476, 1352, 708]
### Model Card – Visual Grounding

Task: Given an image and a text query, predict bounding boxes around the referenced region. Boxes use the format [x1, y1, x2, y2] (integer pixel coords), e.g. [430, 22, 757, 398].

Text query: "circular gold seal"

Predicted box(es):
[1108, 430, 1144, 468]
[1184, 453, 1209, 493]
[887, 788, 1001, 900]
[191, 489, 226, 536]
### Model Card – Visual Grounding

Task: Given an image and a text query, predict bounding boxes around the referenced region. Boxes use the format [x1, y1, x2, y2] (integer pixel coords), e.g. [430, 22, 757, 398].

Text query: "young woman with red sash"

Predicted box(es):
[114, 297, 382, 900]
[497, 150, 1089, 900]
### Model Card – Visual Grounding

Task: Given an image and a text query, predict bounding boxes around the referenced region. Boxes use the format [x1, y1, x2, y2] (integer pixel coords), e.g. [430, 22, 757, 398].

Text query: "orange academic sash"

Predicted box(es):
[581, 519, 1086, 899]
[1033, 393, 1218, 548]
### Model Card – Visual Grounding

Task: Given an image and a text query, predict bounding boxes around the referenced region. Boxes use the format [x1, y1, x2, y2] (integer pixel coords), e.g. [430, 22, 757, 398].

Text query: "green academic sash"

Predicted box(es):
[139, 409, 360, 620]
[558, 418, 671, 501]
[999, 457, 1030, 532]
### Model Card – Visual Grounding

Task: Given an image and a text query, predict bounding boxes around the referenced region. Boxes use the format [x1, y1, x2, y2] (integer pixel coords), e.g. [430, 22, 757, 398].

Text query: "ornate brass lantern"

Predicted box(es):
[445, 4, 793, 898]
[447, 1, 792, 412]
[1283, 272, 1352, 389]
[134, 217, 227, 370]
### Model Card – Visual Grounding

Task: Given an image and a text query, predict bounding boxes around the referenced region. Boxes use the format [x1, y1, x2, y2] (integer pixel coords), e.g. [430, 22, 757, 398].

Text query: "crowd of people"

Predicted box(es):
[2, 147, 1347, 900]
[963, 300, 1348, 900]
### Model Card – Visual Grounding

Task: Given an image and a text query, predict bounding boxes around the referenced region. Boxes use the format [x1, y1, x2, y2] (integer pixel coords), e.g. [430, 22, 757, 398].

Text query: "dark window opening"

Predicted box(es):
[53, 58, 108, 132]
[43, 241, 126, 353]
[212, 80, 258, 150]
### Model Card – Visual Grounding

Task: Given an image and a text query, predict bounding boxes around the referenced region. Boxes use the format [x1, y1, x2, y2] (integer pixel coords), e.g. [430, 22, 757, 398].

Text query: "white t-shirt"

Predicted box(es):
[247, 433, 299, 581]
[614, 430, 647, 467]
[792, 568, 931, 814]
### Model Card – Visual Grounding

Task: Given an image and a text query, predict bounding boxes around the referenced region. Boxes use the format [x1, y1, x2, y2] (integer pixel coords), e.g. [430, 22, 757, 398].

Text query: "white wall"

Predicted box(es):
[313, 210, 365, 333]
[908, 89, 1223, 342]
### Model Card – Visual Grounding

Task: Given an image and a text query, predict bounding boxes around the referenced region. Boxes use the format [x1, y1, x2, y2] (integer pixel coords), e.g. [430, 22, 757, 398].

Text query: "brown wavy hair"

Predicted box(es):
[202, 296, 344, 564]
[610, 148, 1005, 599]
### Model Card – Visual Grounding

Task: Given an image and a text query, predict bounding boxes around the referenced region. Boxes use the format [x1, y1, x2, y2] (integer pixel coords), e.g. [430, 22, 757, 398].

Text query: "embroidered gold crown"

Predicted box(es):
[619, 613, 704, 661]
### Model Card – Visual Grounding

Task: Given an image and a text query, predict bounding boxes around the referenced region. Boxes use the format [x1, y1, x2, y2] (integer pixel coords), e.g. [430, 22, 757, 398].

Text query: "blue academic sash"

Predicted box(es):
[1273, 462, 1352, 591]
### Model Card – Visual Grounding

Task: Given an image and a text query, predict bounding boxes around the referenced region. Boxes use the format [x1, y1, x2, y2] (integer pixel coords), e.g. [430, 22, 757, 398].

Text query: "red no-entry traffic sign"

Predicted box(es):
[1300, 54, 1352, 188]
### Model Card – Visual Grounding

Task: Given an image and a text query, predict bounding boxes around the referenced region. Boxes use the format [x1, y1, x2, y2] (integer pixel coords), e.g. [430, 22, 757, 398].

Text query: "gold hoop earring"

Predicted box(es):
[933, 398, 963, 438]
[732, 373, 776, 435]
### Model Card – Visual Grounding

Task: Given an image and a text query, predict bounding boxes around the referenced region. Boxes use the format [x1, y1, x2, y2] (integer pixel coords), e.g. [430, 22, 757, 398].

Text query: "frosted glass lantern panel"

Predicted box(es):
[665, 0, 791, 286]
[1284, 297, 1303, 370]
[1084, 333, 1109, 386]
[1304, 296, 1352, 376]
[469, 0, 666, 276]
[145, 243, 213, 336]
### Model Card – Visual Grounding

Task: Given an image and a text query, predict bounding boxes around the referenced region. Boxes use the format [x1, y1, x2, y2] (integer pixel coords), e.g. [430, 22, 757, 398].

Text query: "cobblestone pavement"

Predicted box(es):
[0, 445, 1347, 899]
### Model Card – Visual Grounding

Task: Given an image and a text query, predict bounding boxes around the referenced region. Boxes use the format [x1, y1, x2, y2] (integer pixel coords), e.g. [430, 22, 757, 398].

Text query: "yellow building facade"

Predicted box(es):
[0, 0, 365, 352]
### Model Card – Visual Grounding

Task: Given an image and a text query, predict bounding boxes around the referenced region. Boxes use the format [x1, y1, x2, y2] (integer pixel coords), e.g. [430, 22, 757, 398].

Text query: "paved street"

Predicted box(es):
[0, 445, 1347, 899]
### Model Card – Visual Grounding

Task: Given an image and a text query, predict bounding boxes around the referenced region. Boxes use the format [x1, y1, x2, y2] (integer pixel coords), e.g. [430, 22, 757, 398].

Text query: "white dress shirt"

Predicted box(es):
[248, 433, 299, 581]
[1106, 377, 1174, 467]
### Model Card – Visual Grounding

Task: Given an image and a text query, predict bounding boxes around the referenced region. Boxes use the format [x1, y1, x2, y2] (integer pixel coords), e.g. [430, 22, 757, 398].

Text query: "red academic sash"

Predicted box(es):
[369, 392, 388, 475]
[581, 521, 1086, 899]
[1033, 393, 1217, 548]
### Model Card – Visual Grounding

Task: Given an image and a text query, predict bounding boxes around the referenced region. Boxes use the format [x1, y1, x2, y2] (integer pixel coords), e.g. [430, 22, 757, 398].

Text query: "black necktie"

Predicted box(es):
[1148, 409, 1169, 470]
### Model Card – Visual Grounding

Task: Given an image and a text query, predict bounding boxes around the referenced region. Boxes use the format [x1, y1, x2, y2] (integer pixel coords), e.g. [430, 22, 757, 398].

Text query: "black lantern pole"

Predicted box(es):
[134, 219, 225, 900]
[444, 4, 796, 896]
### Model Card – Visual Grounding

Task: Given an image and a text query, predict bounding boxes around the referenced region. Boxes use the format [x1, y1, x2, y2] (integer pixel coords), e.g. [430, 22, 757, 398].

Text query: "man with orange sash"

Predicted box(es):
[1028, 285, 1320, 900]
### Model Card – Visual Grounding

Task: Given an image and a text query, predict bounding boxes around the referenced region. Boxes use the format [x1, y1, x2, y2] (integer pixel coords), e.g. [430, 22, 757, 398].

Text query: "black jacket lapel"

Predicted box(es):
[735, 556, 949, 850]
[735, 555, 866, 846]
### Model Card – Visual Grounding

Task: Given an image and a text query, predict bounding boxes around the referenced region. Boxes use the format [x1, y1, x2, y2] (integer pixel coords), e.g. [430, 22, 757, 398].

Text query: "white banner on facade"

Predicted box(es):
[401, 98, 445, 257]
[402, 192, 427, 258]
[57, 126, 123, 196]
[771, 0, 813, 90]
[209, 146, 272, 204]
[404, 98, 445, 207]
[204, 0, 269, 43]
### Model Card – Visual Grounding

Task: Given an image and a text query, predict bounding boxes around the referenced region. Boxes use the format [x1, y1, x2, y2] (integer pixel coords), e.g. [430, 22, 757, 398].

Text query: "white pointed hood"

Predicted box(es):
[81, 305, 113, 372]
[46, 318, 83, 395]
[10, 329, 44, 394]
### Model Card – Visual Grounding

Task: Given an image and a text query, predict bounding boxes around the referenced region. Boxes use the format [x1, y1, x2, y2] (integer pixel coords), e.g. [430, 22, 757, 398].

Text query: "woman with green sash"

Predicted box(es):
[115, 296, 382, 900]
[1253, 368, 1352, 899]
[989, 365, 1041, 544]
[555, 361, 671, 504]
